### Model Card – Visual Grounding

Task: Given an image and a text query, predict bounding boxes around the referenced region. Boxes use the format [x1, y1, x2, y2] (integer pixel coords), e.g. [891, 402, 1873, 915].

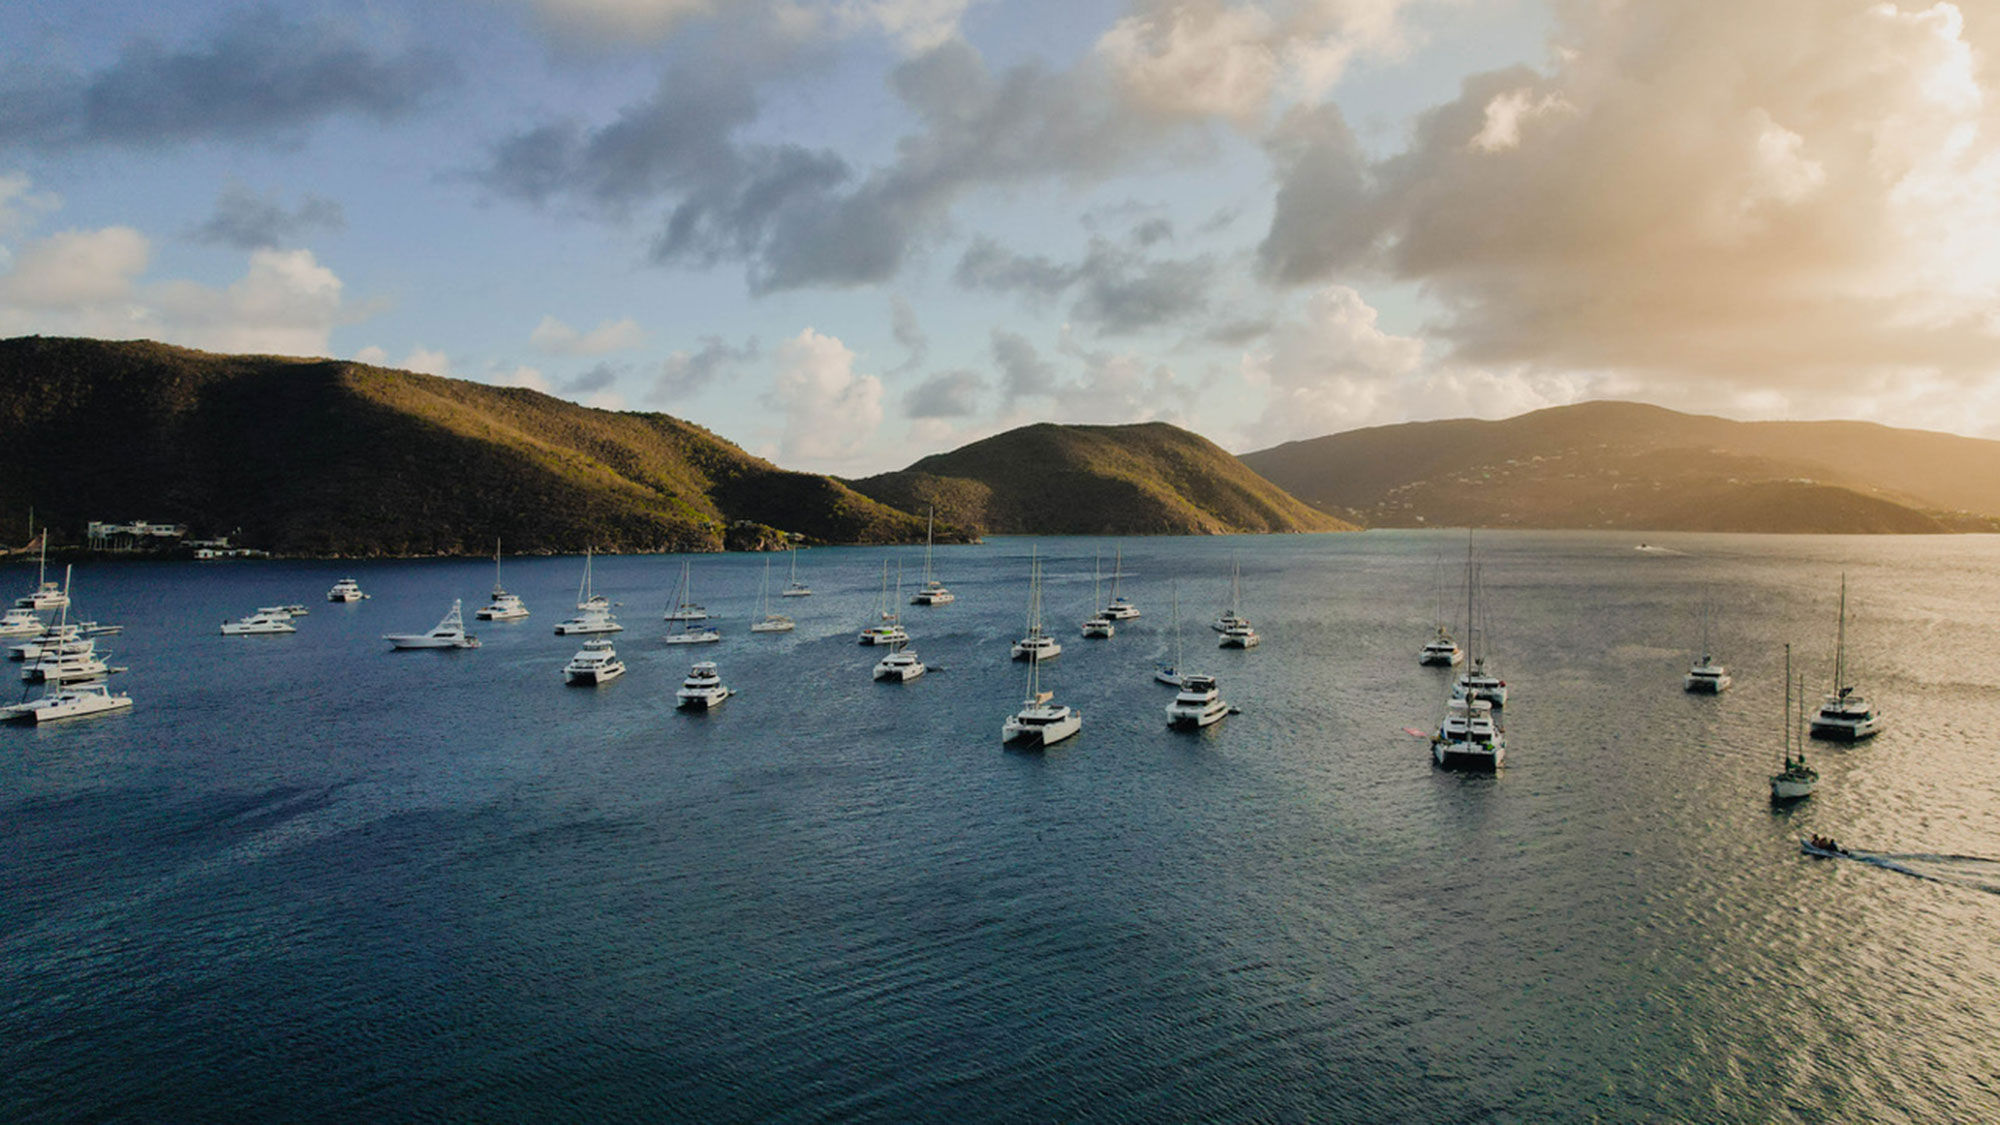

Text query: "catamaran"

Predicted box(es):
[1431, 694, 1505, 771]
[326, 577, 367, 603]
[13, 533, 67, 611]
[1003, 552, 1080, 748]
[1808, 574, 1883, 742]
[1212, 560, 1250, 634]
[477, 539, 529, 621]
[1166, 673, 1229, 730]
[1770, 644, 1817, 801]
[1100, 545, 1139, 620]
[562, 638, 625, 684]
[663, 560, 711, 622]
[873, 640, 927, 681]
[858, 561, 909, 645]
[1081, 551, 1114, 638]
[1, 681, 132, 724]
[781, 544, 811, 597]
[384, 599, 481, 649]
[1684, 600, 1731, 693]
[1010, 546, 1061, 661]
[1419, 551, 1463, 666]
[553, 548, 622, 635]
[910, 508, 954, 605]
[676, 661, 732, 709]
[1452, 553, 1506, 707]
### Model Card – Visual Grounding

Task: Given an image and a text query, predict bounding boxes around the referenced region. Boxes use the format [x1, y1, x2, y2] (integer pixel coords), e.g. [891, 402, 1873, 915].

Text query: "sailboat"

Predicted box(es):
[664, 561, 720, 644]
[1419, 551, 1463, 666]
[476, 538, 529, 621]
[1217, 562, 1259, 648]
[781, 543, 812, 597]
[1011, 545, 1061, 661]
[1808, 574, 1883, 741]
[1003, 552, 1081, 747]
[1684, 599, 1730, 692]
[1155, 580, 1185, 685]
[22, 568, 113, 684]
[553, 547, 622, 635]
[1770, 644, 1818, 801]
[3, 570, 131, 724]
[858, 560, 909, 645]
[1081, 550, 1114, 638]
[663, 559, 711, 622]
[1100, 545, 1139, 619]
[13, 532, 67, 611]
[910, 508, 954, 605]
[749, 557, 795, 633]
[1452, 552, 1505, 706]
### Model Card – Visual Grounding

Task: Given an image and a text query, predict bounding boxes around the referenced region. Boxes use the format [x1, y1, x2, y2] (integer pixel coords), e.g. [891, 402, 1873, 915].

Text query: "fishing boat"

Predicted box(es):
[675, 661, 732, 709]
[1003, 553, 1079, 748]
[1100, 546, 1139, 619]
[1010, 546, 1061, 661]
[909, 508, 954, 605]
[858, 561, 909, 645]
[1684, 600, 1731, 693]
[1808, 574, 1883, 742]
[1081, 551, 1114, 638]
[476, 539, 529, 621]
[1165, 673, 1229, 730]
[562, 638, 625, 684]
[1, 682, 132, 724]
[384, 599, 481, 649]
[749, 557, 795, 633]
[1770, 644, 1817, 802]
[553, 548, 622, 635]
[781, 544, 811, 597]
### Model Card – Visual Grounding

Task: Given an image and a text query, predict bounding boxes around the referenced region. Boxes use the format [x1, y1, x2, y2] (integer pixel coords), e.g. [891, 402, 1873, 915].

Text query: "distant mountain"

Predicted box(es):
[851, 422, 1351, 535]
[1240, 401, 2000, 533]
[0, 336, 944, 555]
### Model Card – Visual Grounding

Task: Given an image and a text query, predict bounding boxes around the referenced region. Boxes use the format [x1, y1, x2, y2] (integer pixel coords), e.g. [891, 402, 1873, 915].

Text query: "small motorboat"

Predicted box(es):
[1800, 835, 1848, 858]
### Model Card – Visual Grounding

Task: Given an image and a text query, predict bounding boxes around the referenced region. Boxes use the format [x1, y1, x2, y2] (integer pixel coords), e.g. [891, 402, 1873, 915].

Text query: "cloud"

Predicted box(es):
[763, 327, 883, 465]
[354, 345, 390, 366]
[889, 295, 927, 372]
[493, 364, 552, 392]
[500, 0, 973, 53]
[1096, 0, 1418, 127]
[954, 235, 1215, 334]
[190, 184, 345, 250]
[0, 7, 451, 151]
[904, 368, 987, 417]
[991, 328, 1059, 402]
[400, 346, 451, 375]
[1258, 0, 2000, 393]
[529, 314, 645, 355]
[562, 361, 625, 393]
[478, 37, 1179, 293]
[0, 227, 149, 309]
[650, 335, 759, 401]
[0, 173, 60, 243]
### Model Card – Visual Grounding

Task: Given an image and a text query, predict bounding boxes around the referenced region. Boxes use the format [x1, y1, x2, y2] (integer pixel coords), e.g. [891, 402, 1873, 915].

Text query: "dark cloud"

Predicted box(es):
[564, 361, 625, 394]
[1132, 217, 1174, 247]
[992, 329, 1059, 402]
[890, 296, 928, 373]
[649, 336, 759, 402]
[0, 7, 451, 151]
[955, 236, 1214, 334]
[904, 369, 987, 418]
[477, 38, 1181, 293]
[190, 184, 344, 249]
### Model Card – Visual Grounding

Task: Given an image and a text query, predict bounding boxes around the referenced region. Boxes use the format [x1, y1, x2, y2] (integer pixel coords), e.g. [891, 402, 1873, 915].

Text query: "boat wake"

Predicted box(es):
[1816, 848, 2000, 895]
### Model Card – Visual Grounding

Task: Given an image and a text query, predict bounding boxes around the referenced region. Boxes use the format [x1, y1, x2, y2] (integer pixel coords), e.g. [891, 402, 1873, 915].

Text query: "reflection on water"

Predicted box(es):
[2, 531, 1998, 1121]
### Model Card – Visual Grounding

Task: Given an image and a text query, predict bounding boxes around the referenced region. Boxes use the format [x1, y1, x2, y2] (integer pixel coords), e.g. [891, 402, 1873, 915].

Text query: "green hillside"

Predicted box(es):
[0, 336, 942, 555]
[851, 422, 1351, 535]
[1241, 402, 2000, 533]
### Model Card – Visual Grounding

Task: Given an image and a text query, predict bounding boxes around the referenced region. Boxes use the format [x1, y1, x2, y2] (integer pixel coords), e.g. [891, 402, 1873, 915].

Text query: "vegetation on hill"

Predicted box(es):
[851, 422, 1351, 535]
[1241, 402, 2000, 533]
[0, 336, 947, 555]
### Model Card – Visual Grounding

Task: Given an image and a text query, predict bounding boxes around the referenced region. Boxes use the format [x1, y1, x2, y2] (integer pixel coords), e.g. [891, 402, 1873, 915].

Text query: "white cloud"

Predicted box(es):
[492, 364, 552, 392]
[149, 249, 345, 355]
[508, 0, 719, 40]
[0, 172, 61, 243]
[401, 346, 451, 375]
[0, 226, 149, 309]
[507, 0, 971, 51]
[529, 314, 645, 356]
[764, 327, 884, 466]
[354, 345, 389, 365]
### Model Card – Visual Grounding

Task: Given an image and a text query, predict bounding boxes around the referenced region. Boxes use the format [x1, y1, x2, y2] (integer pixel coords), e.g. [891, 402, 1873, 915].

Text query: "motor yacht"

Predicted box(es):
[24, 649, 111, 684]
[9, 625, 86, 662]
[676, 661, 731, 709]
[910, 508, 954, 605]
[477, 540, 529, 621]
[1, 682, 132, 724]
[327, 577, 366, 602]
[221, 609, 297, 636]
[562, 638, 625, 685]
[554, 548, 622, 635]
[0, 606, 46, 637]
[873, 644, 927, 681]
[1432, 695, 1505, 770]
[1419, 626, 1463, 667]
[1809, 574, 1883, 742]
[1165, 674, 1229, 729]
[384, 600, 481, 649]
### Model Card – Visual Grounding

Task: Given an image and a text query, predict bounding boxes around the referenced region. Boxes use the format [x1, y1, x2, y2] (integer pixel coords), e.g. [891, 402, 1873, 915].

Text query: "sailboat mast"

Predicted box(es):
[1834, 573, 1848, 693]
[1172, 580, 1183, 671]
[1026, 551, 1042, 700]
[923, 507, 935, 583]
[1783, 643, 1792, 766]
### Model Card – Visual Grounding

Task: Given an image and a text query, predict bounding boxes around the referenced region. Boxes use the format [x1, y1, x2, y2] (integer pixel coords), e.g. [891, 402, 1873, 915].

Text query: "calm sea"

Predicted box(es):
[3, 532, 1998, 1122]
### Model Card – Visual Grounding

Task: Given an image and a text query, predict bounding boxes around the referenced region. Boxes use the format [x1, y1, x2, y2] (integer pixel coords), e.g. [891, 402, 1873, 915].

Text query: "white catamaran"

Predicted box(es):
[1003, 552, 1080, 748]
[477, 538, 529, 621]
[1808, 574, 1883, 742]
[910, 508, 954, 605]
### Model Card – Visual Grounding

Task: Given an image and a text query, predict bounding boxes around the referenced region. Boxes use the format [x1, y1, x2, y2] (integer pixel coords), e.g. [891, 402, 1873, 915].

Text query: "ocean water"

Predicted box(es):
[3, 531, 1998, 1122]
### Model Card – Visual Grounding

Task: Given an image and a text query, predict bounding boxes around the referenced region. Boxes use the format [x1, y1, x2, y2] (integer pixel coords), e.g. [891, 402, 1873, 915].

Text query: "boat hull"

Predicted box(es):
[564, 667, 624, 685]
[385, 637, 480, 649]
[554, 621, 621, 635]
[1003, 717, 1080, 747]
[1432, 740, 1504, 771]
[676, 689, 729, 709]
[1011, 641, 1061, 661]
[1166, 703, 1227, 729]
[873, 664, 926, 682]
[1770, 775, 1817, 801]
[749, 620, 795, 633]
[1809, 717, 1883, 742]
[665, 632, 721, 645]
[1419, 649, 1463, 667]
[477, 608, 529, 621]
[1684, 674, 1732, 693]
[2, 694, 132, 723]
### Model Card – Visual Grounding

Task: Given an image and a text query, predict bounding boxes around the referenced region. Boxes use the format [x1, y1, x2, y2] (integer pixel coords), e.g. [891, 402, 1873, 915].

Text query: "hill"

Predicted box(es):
[1239, 401, 2000, 533]
[851, 422, 1351, 535]
[0, 336, 943, 555]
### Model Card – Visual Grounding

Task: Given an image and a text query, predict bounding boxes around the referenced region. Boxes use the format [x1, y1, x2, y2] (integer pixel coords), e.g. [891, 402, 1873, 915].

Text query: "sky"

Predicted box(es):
[2, 0, 1998, 475]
